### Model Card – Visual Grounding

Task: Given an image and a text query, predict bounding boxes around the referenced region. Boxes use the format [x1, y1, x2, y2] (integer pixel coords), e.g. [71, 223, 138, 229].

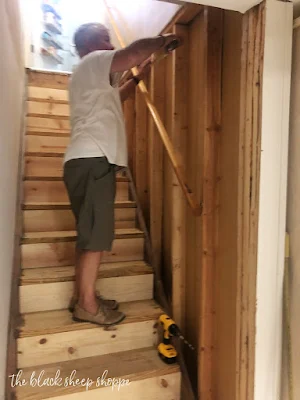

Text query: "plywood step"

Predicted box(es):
[24, 156, 129, 180]
[27, 101, 70, 119]
[28, 86, 69, 104]
[27, 69, 70, 90]
[23, 180, 129, 203]
[22, 229, 144, 244]
[17, 300, 160, 368]
[20, 262, 153, 313]
[23, 203, 136, 232]
[21, 235, 144, 269]
[15, 347, 181, 399]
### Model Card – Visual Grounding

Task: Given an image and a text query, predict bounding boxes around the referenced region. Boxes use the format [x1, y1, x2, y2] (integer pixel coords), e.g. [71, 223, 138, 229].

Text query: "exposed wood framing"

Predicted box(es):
[27, 69, 70, 90]
[237, 3, 265, 399]
[199, 7, 223, 399]
[123, 95, 135, 174]
[171, 24, 189, 329]
[134, 80, 149, 224]
[149, 61, 165, 279]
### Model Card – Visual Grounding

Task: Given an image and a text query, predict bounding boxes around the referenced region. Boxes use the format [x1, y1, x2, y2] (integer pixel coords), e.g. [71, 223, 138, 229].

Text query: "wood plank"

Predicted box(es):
[149, 56, 165, 278]
[21, 238, 144, 269]
[215, 10, 243, 400]
[135, 81, 149, 223]
[28, 86, 69, 104]
[15, 347, 180, 400]
[199, 8, 223, 400]
[27, 69, 70, 90]
[24, 156, 129, 180]
[22, 228, 144, 244]
[27, 101, 70, 118]
[20, 261, 151, 284]
[26, 116, 70, 131]
[171, 24, 188, 329]
[23, 200, 135, 210]
[20, 271, 153, 313]
[26, 127, 70, 137]
[23, 180, 129, 203]
[23, 207, 136, 232]
[123, 95, 135, 173]
[25, 135, 69, 156]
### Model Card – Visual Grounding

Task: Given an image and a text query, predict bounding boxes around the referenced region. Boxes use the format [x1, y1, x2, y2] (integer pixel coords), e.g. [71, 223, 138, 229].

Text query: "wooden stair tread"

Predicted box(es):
[22, 229, 144, 244]
[23, 200, 136, 210]
[15, 347, 180, 399]
[23, 175, 129, 182]
[19, 299, 162, 337]
[21, 261, 153, 285]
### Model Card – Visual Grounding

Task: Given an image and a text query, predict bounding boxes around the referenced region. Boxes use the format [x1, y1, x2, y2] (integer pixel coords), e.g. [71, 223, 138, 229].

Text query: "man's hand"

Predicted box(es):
[136, 58, 152, 81]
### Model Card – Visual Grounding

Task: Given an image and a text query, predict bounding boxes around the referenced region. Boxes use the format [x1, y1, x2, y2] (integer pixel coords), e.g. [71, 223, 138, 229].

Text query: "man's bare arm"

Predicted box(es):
[119, 78, 136, 102]
[111, 34, 178, 74]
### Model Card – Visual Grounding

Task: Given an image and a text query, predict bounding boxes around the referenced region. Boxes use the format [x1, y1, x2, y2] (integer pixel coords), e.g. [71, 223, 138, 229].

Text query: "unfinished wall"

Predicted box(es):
[282, 22, 300, 400]
[123, 5, 244, 398]
[0, 0, 25, 398]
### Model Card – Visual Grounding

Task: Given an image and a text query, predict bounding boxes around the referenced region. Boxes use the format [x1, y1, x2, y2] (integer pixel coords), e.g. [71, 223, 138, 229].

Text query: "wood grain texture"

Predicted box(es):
[23, 180, 129, 203]
[26, 116, 70, 132]
[236, 4, 264, 400]
[199, 8, 223, 400]
[20, 271, 153, 313]
[15, 347, 180, 400]
[27, 86, 69, 104]
[21, 237, 145, 269]
[27, 101, 70, 118]
[25, 135, 70, 156]
[27, 69, 70, 90]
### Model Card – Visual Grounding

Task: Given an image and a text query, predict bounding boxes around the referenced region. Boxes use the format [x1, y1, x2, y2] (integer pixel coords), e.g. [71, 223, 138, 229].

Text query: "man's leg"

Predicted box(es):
[77, 250, 102, 315]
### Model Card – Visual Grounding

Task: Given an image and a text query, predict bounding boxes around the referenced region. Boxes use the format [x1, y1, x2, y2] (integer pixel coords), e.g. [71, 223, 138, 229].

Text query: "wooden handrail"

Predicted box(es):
[103, 0, 202, 216]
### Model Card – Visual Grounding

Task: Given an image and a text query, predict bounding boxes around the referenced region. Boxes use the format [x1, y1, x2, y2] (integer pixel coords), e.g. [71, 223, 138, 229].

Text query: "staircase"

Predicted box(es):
[14, 71, 181, 399]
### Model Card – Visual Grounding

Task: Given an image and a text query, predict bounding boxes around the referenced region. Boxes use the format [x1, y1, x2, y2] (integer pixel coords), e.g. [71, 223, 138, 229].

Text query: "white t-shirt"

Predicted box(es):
[64, 50, 128, 167]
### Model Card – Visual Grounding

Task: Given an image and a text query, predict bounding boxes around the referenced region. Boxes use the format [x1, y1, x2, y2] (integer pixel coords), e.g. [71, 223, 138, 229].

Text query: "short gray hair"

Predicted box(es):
[74, 23, 108, 53]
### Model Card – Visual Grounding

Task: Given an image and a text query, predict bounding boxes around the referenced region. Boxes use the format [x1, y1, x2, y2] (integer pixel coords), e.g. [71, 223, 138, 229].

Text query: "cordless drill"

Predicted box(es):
[157, 314, 180, 364]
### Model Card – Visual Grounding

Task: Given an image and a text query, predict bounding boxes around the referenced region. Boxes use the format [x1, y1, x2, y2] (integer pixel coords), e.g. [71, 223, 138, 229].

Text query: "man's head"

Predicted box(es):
[74, 23, 115, 58]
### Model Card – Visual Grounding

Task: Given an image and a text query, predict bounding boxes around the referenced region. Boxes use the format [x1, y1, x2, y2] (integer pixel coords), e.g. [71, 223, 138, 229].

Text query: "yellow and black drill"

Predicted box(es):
[157, 314, 195, 364]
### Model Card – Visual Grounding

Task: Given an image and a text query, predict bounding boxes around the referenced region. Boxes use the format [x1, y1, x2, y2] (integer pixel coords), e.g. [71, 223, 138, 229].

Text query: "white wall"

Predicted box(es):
[0, 0, 25, 397]
[255, 1, 293, 400]
[282, 21, 300, 400]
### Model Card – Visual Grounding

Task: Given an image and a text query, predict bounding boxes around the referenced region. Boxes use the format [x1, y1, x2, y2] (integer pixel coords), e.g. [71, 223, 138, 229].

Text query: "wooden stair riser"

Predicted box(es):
[23, 180, 129, 203]
[25, 135, 69, 156]
[17, 320, 157, 369]
[27, 116, 70, 133]
[28, 86, 69, 103]
[20, 274, 153, 313]
[27, 101, 70, 118]
[21, 238, 144, 269]
[23, 208, 136, 232]
[27, 71, 70, 90]
[24, 156, 128, 180]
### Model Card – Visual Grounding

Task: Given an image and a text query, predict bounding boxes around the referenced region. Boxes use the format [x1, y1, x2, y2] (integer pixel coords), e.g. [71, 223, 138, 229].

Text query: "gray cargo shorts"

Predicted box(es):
[63, 157, 116, 251]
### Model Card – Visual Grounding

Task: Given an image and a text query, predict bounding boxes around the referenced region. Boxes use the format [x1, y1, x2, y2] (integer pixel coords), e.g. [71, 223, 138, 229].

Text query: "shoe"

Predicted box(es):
[72, 303, 125, 326]
[68, 291, 119, 313]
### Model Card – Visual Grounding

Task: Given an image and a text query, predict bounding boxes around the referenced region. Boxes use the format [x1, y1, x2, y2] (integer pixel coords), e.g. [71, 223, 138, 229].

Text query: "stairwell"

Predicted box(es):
[14, 70, 181, 399]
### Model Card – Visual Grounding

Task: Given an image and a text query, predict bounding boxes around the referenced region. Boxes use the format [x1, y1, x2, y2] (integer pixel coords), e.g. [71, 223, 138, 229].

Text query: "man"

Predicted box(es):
[63, 22, 179, 326]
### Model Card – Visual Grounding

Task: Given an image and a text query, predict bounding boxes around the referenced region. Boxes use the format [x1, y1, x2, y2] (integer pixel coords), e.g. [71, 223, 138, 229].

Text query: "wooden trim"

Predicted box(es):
[5, 71, 28, 400]
[236, 3, 265, 399]
[199, 7, 223, 400]
[161, 3, 204, 34]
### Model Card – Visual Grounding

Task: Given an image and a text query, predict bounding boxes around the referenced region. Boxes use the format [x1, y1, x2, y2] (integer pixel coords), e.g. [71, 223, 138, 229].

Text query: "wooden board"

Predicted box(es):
[27, 69, 70, 90]
[27, 101, 70, 118]
[171, 24, 189, 329]
[23, 180, 129, 203]
[28, 86, 69, 103]
[23, 208, 136, 232]
[21, 238, 145, 269]
[20, 261, 152, 284]
[199, 8, 223, 400]
[21, 229, 144, 244]
[15, 347, 180, 400]
[25, 135, 70, 156]
[26, 116, 70, 132]
[123, 95, 135, 173]
[20, 271, 153, 313]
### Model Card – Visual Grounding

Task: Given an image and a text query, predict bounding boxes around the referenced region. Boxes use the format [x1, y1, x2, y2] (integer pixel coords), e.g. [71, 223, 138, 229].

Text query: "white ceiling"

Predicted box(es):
[182, 0, 262, 13]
